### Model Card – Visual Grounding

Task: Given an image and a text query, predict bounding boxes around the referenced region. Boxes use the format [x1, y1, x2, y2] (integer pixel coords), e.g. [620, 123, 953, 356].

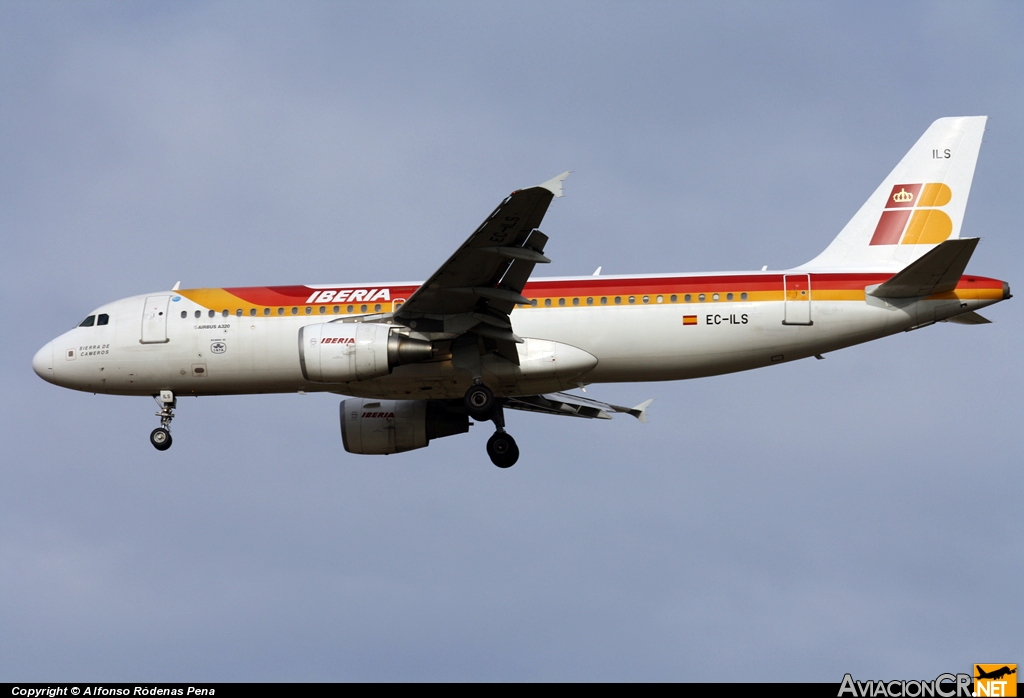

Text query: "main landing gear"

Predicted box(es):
[150, 390, 176, 451]
[465, 384, 519, 468]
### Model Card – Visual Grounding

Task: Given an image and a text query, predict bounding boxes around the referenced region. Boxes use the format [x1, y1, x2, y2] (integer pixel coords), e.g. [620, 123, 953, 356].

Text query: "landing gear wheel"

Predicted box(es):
[487, 431, 519, 468]
[150, 427, 172, 451]
[465, 384, 497, 421]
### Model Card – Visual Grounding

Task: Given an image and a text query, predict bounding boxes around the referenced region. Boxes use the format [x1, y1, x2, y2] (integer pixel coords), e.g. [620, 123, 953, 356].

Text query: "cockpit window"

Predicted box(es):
[79, 315, 95, 327]
[97, 314, 109, 326]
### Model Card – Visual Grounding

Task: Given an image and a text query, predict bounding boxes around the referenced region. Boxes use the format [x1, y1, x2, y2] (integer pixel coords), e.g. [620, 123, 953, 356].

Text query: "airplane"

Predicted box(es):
[32, 116, 1009, 467]
[975, 666, 1016, 681]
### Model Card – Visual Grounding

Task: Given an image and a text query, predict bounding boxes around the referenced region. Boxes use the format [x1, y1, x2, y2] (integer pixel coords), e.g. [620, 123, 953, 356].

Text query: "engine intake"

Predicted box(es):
[340, 399, 470, 454]
[299, 322, 432, 383]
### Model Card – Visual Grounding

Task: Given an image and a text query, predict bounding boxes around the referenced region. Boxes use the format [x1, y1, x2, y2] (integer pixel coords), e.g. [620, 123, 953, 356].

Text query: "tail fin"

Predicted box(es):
[799, 116, 987, 272]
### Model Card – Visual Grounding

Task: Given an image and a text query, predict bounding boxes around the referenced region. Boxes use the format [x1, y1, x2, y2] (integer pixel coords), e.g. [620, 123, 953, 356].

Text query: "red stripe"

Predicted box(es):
[214, 274, 1005, 302]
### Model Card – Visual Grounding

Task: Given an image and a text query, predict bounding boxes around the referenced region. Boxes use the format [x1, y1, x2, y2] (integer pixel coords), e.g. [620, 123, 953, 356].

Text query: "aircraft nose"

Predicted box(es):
[32, 341, 55, 383]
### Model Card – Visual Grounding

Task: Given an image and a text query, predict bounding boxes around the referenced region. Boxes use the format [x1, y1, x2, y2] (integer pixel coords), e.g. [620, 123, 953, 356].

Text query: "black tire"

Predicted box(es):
[464, 384, 497, 421]
[150, 428, 172, 451]
[487, 431, 519, 468]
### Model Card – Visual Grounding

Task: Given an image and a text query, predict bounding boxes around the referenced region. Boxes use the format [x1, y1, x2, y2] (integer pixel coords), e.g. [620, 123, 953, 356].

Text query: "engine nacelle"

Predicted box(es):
[340, 399, 470, 455]
[299, 322, 432, 383]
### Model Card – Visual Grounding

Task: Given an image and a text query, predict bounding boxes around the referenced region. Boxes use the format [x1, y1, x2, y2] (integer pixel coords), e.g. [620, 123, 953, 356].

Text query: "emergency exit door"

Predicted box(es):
[783, 274, 812, 325]
[141, 295, 171, 343]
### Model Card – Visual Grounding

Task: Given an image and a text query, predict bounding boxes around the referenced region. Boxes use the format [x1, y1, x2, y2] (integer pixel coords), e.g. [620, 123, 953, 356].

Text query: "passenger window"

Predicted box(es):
[614, 297, 621, 304]
[97, 313, 109, 325]
[572, 298, 579, 306]
[656, 295, 663, 304]
[530, 299, 538, 307]
[319, 306, 326, 314]
[264, 308, 271, 316]
[544, 299, 552, 307]
[347, 305, 354, 313]
[291, 307, 298, 315]
[642, 296, 650, 304]
[181, 311, 187, 319]
[712, 293, 720, 301]
[277, 308, 284, 315]
[741, 292, 748, 300]
[249, 308, 256, 316]
[333, 306, 340, 314]
[236, 309, 243, 317]
[222, 310, 229, 318]
[684, 294, 692, 302]
[600, 297, 607, 305]
[360, 304, 368, 313]
[195, 310, 201, 319]
[558, 298, 566, 306]
[374, 304, 382, 312]
[304, 306, 311, 315]
[670, 295, 678, 302]
[727, 293, 734, 301]
[628, 296, 636, 304]
[698, 294, 706, 302]
[586, 297, 593, 305]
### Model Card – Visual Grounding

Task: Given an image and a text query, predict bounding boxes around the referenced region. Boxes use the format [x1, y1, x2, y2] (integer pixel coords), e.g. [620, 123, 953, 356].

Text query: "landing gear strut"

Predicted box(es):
[485, 404, 519, 468]
[150, 390, 175, 451]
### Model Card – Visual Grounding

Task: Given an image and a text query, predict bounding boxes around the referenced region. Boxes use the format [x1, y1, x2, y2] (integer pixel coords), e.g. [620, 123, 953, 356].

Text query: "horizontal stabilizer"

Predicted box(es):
[943, 311, 991, 325]
[868, 238, 978, 298]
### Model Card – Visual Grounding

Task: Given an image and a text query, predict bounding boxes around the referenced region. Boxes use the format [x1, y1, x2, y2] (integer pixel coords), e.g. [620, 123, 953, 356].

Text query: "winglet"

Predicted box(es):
[629, 399, 654, 423]
[172, 281, 181, 291]
[537, 171, 571, 198]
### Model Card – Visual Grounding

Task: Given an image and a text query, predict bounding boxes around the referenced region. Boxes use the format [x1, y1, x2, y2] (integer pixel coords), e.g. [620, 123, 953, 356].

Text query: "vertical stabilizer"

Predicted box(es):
[799, 116, 986, 272]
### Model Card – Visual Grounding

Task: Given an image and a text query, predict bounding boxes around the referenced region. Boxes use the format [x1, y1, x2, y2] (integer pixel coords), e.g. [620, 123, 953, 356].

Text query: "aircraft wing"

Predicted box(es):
[395, 173, 569, 360]
[505, 392, 653, 422]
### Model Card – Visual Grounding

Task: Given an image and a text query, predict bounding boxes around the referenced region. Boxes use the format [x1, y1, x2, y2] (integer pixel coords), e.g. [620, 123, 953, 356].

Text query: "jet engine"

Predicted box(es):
[299, 322, 432, 383]
[340, 398, 470, 454]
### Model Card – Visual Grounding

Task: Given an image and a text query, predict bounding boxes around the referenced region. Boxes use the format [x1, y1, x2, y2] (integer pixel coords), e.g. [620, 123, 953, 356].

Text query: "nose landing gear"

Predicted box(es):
[150, 390, 176, 451]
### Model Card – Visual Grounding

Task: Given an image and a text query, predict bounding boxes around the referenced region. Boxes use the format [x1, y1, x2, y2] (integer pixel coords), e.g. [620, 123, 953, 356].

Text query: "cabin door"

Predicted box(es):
[783, 275, 812, 325]
[141, 295, 171, 343]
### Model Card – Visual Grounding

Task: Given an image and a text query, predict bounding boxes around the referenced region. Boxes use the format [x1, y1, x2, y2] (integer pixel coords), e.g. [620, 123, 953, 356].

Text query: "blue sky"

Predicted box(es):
[2, 1, 1022, 681]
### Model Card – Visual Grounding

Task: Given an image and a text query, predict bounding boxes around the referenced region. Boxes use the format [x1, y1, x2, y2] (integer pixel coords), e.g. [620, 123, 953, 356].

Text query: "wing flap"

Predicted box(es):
[504, 393, 653, 422]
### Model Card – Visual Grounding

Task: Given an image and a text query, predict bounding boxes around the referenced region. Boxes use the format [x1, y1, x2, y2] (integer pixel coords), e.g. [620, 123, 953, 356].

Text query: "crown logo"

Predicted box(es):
[892, 188, 914, 203]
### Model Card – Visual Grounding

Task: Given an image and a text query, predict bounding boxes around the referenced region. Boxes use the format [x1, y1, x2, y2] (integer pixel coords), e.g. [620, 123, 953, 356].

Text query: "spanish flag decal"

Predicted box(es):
[683, 315, 698, 325]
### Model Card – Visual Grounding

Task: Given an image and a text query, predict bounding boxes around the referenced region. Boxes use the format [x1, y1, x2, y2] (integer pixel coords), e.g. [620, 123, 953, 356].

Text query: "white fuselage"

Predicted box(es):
[31, 271, 1006, 400]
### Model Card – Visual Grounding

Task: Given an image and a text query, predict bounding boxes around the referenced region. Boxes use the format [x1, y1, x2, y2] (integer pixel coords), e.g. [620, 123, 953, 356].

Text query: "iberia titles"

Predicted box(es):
[305, 288, 391, 304]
